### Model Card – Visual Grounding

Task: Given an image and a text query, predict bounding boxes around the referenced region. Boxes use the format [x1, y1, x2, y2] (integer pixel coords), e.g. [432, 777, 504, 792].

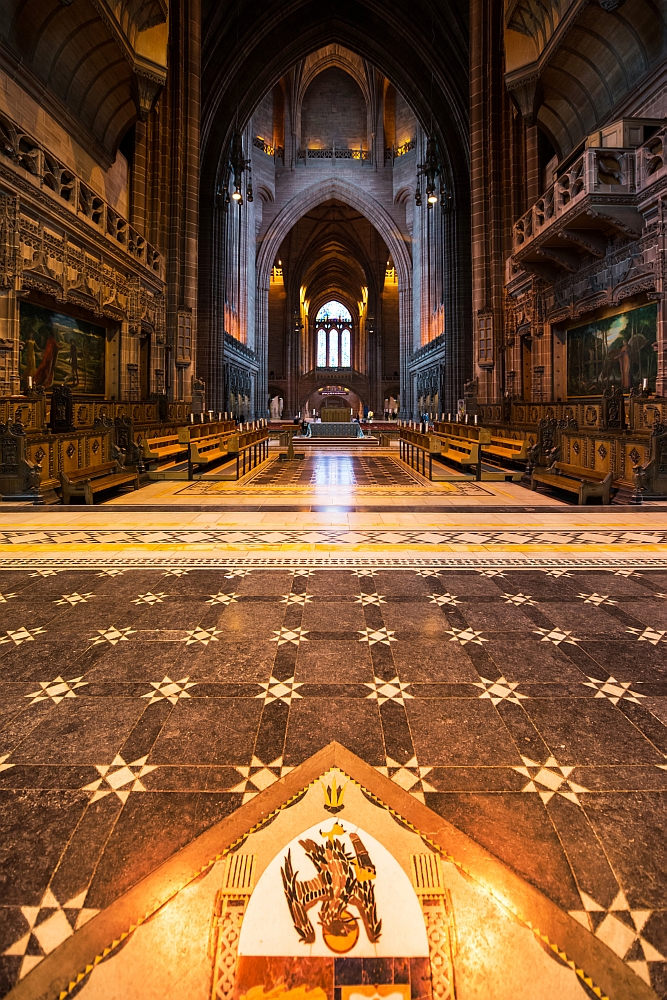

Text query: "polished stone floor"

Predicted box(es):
[0, 452, 666, 997]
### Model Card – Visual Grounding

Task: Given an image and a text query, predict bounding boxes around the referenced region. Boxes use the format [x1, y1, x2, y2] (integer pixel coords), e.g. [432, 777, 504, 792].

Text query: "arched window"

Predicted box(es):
[314, 301, 352, 368]
[328, 329, 339, 367]
[317, 329, 327, 367]
[340, 329, 351, 367]
[316, 300, 352, 324]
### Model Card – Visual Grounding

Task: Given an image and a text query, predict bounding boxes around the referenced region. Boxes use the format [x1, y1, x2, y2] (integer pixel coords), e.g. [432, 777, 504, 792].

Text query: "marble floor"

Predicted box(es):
[0, 452, 666, 998]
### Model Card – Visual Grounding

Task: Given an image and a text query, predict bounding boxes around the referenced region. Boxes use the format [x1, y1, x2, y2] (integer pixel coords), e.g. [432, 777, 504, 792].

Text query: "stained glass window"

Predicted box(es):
[328, 329, 339, 367]
[316, 300, 352, 324]
[317, 329, 327, 367]
[340, 329, 351, 367]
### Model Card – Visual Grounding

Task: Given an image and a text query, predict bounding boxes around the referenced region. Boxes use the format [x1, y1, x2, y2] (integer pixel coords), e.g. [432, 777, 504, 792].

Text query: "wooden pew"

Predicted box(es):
[178, 419, 238, 477]
[60, 461, 139, 505]
[431, 421, 491, 480]
[439, 435, 481, 472]
[190, 435, 232, 471]
[230, 427, 270, 479]
[482, 433, 530, 463]
[531, 461, 613, 505]
[142, 433, 188, 466]
[399, 426, 484, 480]
[183, 423, 270, 479]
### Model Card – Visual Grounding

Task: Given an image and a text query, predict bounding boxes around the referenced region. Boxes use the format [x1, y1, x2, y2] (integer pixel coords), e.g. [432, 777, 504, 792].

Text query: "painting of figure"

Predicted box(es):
[567, 303, 657, 396]
[19, 302, 106, 394]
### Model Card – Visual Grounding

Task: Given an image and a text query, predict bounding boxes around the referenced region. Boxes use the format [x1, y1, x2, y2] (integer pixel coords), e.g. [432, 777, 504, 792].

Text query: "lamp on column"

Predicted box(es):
[415, 135, 447, 208]
[228, 132, 253, 205]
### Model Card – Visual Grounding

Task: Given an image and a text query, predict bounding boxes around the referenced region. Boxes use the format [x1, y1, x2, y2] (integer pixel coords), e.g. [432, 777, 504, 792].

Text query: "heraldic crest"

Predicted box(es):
[281, 821, 382, 953]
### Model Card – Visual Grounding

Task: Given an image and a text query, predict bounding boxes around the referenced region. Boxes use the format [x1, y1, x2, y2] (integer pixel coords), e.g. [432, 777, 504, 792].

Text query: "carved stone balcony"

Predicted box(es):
[297, 147, 371, 165]
[0, 110, 163, 280]
[511, 122, 666, 280]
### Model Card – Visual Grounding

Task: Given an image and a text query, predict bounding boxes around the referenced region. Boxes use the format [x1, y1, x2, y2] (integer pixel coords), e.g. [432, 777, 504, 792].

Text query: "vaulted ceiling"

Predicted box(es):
[199, 0, 470, 203]
[0, 0, 168, 164]
[505, 0, 665, 158]
[277, 200, 388, 319]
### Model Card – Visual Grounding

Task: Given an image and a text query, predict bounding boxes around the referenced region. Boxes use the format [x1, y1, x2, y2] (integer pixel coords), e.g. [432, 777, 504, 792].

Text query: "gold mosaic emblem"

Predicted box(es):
[281, 821, 381, 953]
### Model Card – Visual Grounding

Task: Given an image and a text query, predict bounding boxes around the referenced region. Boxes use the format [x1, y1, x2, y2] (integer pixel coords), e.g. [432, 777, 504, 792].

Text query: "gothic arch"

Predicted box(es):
[256, 177, 412, 295]
[298, 45, 370, 108]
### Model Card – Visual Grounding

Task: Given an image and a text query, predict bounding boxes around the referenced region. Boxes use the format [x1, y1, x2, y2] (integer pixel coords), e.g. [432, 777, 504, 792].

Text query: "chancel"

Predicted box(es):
[0, 3, 666, 1000]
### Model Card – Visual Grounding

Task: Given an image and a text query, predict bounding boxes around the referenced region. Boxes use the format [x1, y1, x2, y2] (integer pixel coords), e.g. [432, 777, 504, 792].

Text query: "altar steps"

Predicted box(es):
[292, 436, 380, 447]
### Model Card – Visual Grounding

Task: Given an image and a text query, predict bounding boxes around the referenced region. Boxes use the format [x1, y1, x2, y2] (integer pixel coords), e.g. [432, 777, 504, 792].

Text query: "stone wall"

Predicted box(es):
[301, 68, 368, 150]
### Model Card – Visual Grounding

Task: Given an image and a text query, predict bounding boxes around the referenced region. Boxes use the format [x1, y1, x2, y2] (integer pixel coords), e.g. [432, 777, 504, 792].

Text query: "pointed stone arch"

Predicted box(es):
[254, 177, 413, 418]
[256, 178, 411, 292]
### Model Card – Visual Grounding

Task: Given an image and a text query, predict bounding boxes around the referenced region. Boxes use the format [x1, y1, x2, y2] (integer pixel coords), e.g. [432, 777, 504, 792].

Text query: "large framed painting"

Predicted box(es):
[566, 302, 658, 396]
[19, 301, 107, 394]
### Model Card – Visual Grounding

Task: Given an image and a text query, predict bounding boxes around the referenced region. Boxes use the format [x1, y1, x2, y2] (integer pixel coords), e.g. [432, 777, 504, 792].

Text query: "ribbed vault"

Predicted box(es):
[200, 0, 469, 196]
[0, 0, 168, 163]
[506, 0, 665, 158]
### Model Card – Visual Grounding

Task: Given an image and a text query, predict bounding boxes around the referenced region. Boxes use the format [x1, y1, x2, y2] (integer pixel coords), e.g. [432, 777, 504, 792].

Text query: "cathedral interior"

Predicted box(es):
[0, 1, 666, 999]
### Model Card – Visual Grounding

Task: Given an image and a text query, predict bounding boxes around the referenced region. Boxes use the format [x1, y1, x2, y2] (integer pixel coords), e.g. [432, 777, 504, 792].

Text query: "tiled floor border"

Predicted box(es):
[1, 528, 666, 545]
[0, 555, 665, 569]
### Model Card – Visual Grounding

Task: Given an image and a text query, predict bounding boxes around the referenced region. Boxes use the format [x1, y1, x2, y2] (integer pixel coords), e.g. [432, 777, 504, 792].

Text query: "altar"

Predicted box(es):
[306, 422, 364, 438]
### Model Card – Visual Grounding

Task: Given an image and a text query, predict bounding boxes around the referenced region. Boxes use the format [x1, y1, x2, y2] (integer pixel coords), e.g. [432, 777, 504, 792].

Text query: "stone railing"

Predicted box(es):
[384, 139, 416, 161]
[0, 110, 163, 277]
[512, 130, 667, 253]
[224, 331, 258, 362]
[512, 147, 638, 250]
[253, 137, 284, 162]
[636, 125, 667, 192]
[297, 147, 370, 162]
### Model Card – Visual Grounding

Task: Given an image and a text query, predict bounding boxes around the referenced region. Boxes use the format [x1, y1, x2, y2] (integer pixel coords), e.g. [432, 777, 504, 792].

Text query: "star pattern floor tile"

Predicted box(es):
[0, 565, 666, 995]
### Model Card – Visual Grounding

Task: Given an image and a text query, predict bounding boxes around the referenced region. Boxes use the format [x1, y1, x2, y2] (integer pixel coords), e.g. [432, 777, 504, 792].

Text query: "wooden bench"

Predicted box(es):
[190, 435, 235, 472]
[60, 461, 139, 505]
[399, 427, 485, 480]
[531, 462, 612, 505]
[142, 433, 187, 464]
[482, 434, 530, 463]
[439, 435, 481, 469]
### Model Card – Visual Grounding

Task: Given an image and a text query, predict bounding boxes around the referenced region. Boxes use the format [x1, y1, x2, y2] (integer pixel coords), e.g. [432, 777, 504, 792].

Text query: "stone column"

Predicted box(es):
[399, 283, 412, 418]
[656, 196, 667, 397]
[255, 280, 270, 417]
[470, 0, 506, 405]
[154, 0, 201, 404]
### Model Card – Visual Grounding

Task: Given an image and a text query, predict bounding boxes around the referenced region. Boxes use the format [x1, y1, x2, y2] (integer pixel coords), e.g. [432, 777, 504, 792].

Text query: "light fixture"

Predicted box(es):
[227, 131, 253, 206]
[416, 134, 447, 209]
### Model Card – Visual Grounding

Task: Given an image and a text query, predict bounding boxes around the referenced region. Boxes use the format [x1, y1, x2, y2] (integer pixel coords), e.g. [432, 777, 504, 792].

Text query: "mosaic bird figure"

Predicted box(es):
[281, 832, 382, 946]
